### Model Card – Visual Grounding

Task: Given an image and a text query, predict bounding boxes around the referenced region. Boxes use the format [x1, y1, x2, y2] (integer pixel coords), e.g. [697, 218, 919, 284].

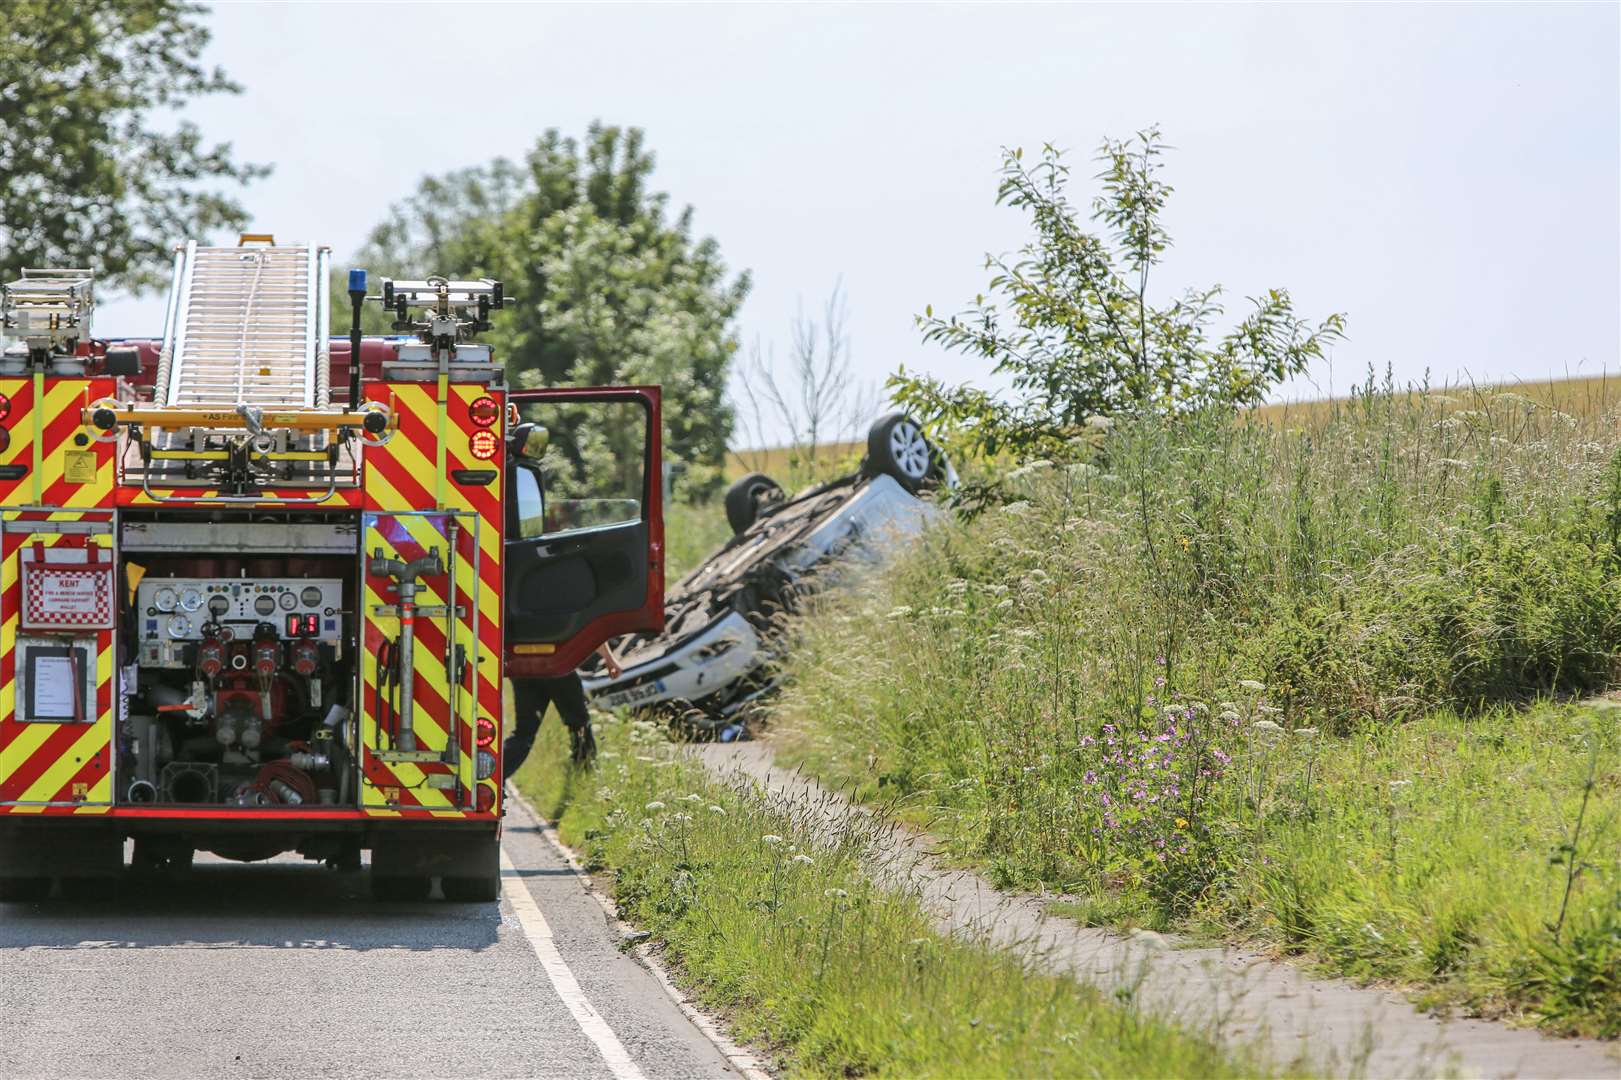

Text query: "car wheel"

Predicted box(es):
[864, 413, 933, 492]
[724, 472, 785, 534]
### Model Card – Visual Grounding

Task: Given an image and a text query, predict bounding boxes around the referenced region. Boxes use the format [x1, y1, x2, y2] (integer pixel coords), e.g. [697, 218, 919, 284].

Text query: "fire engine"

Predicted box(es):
[0, 236, 664, 902]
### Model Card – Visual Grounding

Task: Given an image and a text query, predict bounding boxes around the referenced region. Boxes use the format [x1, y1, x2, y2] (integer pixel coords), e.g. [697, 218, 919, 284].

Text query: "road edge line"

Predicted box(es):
[499, 847, 647, 1080]
[508, 788, 774, 1080]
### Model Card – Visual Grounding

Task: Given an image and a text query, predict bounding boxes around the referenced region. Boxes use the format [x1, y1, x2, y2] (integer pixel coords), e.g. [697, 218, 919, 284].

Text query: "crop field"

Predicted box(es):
[761, 376, 1621, 1038]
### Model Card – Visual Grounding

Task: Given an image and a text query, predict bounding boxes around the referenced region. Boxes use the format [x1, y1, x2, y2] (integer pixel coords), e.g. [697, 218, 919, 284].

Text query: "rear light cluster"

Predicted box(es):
[476, 716, 497, 747]
[467, 395, 502, 460]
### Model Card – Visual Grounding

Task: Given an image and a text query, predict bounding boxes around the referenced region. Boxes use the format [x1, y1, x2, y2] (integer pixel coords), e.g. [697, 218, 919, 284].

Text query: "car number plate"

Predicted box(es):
[604, 679, 667, 708]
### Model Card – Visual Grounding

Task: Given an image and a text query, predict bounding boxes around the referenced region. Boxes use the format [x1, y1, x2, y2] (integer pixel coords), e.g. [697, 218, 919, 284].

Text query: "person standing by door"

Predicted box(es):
[504, 641, 622, 779]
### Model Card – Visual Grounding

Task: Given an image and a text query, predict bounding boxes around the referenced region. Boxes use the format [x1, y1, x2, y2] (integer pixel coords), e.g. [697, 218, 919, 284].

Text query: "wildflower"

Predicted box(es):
[708, 805, 726, 815]
[1174, 817, 1188, 829]
[644, 801, 666, 812]
[1082, 771, 1097, 785]
[791, 853, 815, 866]
[683, 793, 704, 802]
[762, 834, 784, 846]
[1251, 719, 1284, 738]
[1292, 727, 1319, 739]
[887, 606, 914, 619]
[1003, 501, 1034, 516]
[824, 887, 849, 899]
[1238, 679, 1265, 693]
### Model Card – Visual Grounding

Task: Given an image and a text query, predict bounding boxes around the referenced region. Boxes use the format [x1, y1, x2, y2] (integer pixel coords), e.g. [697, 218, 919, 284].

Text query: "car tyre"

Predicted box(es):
[864, 413, 933, 492]
[724, 472, 785, 535]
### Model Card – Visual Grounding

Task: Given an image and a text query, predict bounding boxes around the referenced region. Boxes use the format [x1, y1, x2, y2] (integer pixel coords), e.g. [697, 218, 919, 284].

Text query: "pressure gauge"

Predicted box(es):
[166, 614, 191, 639]
[208, 594, 230, 618]
[254, 594, 276, 616]
[179, 587, 204, 612]
[279, 591, 297, 611]
[153, 586, 178, 613]
[300, 586, 323, 608]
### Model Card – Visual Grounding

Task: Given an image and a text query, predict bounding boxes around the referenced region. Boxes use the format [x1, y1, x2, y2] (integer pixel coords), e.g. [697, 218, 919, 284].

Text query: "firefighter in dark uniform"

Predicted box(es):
[504, 641, 621, 777]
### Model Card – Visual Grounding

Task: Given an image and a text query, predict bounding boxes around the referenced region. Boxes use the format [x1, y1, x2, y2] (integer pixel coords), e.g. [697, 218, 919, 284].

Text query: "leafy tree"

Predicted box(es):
[0, 0, 267, 290]
[352, 125, 749, 493]
[893, 129, 1345, 459]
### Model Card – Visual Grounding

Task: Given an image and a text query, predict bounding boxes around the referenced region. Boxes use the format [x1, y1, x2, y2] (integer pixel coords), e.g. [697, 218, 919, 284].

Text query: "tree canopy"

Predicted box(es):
[0, 0, 267, 290]
[353, 124, 749, 493]
[893, 130, 1345, 460]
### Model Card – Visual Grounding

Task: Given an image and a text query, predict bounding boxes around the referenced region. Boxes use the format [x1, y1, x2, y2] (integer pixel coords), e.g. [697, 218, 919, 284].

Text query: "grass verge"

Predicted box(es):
[769, 381, 1621, 1038]
[512, 716, 1282, 1078]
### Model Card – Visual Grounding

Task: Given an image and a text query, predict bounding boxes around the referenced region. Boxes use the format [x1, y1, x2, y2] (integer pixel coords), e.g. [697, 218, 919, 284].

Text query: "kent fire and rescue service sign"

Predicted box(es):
[21, 558, 116, 631]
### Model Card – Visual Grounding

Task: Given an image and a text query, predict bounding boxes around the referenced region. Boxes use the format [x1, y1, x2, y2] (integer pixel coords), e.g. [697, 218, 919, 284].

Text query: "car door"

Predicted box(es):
[504, 386, 664, 677]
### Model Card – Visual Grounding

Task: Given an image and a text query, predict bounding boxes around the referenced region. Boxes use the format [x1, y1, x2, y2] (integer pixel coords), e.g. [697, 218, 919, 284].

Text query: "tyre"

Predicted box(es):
[0, 877, 50, 903]
[724, 472, 785, 535]
[864, 413, 933, 492]
[442, 874, 501, 902]
[371, 874, 432, 902]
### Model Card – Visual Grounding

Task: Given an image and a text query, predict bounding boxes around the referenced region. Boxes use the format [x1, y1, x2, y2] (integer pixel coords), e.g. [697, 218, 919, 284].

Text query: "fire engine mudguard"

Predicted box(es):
[373, 822, 501, 902]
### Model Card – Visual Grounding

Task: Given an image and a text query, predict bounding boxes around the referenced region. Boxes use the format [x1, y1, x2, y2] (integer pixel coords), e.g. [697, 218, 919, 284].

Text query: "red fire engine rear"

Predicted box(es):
[0, 237, 664, 901]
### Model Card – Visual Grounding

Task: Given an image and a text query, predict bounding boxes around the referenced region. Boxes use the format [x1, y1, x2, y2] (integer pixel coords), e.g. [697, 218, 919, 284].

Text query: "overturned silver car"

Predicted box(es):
[584, 414, 951, 729]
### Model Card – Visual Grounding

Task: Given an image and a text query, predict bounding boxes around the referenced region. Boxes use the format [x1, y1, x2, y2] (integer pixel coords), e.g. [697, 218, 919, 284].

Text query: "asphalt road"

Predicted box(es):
[0, 799, 738, 1080]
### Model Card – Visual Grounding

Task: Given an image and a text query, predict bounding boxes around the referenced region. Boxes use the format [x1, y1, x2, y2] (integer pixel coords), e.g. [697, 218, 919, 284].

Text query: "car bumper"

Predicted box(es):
[584, 611, 763, 713]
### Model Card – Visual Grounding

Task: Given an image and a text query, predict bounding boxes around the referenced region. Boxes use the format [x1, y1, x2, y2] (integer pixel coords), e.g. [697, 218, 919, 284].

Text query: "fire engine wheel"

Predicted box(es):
[442, 874, 501, 903]
[0, 877, 51, 903]
[371, 874, 433, 902]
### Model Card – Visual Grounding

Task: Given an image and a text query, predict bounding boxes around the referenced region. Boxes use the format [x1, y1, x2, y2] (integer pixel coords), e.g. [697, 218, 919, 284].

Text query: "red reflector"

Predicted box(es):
[469, 429, 500, 460]
[476, 716, 497, 748]
[0, 394, 10, 422]
[468, 395, 499, 428]
[475, 782, 497, 813]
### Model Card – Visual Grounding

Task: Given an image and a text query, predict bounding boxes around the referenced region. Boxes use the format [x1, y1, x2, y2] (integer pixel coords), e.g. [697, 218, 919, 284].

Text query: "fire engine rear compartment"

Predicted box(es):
[118, 510, 363, 815]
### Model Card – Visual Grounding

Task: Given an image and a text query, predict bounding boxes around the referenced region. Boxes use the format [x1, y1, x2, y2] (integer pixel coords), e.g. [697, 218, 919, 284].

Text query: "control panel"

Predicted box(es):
[134, 579, 344, 667]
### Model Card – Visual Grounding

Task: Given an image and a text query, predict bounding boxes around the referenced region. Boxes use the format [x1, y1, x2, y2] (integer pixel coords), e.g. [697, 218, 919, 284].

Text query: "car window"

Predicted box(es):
[514, 398, 646, 538]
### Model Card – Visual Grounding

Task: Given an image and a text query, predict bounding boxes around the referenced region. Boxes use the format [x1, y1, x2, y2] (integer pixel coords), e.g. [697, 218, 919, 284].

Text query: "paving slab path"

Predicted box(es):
[695, 740, 1619, 1080]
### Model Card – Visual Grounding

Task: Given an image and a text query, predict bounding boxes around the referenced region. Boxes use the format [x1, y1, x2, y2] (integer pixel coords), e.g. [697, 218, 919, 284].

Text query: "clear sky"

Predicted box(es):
[96, 2, 1619, 432]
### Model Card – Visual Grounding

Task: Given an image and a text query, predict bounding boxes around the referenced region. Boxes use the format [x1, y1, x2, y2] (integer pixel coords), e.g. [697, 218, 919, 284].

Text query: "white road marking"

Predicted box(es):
[500, 848, 648, 1080]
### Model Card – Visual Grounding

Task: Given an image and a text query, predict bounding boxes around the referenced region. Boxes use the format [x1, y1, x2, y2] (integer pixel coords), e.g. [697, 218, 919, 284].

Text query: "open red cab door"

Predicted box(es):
[504, 387, 664, 678]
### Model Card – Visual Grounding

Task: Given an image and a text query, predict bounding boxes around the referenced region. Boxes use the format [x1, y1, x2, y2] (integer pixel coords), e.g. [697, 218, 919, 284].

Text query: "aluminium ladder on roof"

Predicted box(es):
[157, 240, 331, 409]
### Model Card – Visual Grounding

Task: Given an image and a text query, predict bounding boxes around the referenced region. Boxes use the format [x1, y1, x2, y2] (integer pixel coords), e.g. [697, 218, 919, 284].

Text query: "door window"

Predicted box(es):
[512, 399, 647, 538]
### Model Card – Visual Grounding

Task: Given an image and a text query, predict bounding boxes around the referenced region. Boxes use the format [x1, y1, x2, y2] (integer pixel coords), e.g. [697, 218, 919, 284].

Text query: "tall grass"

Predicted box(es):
[515, 717, 1280, 1078]
[772, 377, 1621, 1036]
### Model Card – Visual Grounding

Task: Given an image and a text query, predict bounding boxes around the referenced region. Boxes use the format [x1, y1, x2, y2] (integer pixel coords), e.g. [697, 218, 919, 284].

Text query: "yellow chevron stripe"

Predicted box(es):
[17, 721, 109, 803]
[1, 523, 113, 805]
